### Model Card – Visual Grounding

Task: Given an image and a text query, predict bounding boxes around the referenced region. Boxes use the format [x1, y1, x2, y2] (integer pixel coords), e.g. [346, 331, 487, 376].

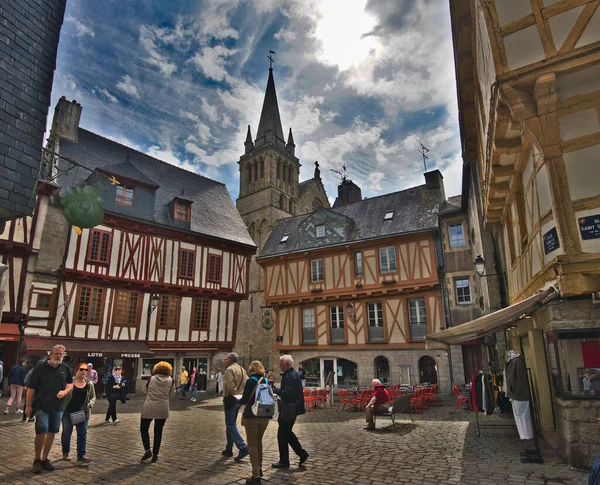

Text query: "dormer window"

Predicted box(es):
[174, 200, 191, 222]
[316, 224, 325, 238]
[280, 234, 290, 243]
[115, 184, 134, 206]
[384, 210, 394, 221]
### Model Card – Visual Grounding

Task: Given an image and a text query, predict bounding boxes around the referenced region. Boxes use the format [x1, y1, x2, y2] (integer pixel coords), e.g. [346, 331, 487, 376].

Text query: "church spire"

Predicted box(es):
[244, 125, 254, 154]
[286, 127, 295, 155]
[254, 65, 285, 149]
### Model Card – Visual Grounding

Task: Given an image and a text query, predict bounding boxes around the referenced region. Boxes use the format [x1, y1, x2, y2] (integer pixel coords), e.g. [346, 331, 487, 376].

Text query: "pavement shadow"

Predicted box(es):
[371, 422, 419, 436]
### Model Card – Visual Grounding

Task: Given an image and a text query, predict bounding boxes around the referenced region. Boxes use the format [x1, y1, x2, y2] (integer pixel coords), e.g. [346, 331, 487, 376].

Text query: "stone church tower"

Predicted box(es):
[235, 65, 329, 369]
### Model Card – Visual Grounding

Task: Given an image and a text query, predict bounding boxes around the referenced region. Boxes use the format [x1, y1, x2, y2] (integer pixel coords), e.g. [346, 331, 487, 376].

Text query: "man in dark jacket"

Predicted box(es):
[272, 355, 309, 469]
[4, 359, 27, 414]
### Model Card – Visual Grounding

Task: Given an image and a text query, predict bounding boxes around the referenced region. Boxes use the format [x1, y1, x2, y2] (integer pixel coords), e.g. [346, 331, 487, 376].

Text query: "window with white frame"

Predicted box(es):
[455, 278, 472, 304]
[354, 251, 363, 277]
[449, 223, 466, 248]
[367, 302, 384, 327]
[316, 224, 325, 238]
[311, 259, 323, 282]
[408, 298, 427, 340]
[302, 307, 316, 342]
[379, 246, 397, 273]
[330, 305, 344, 329]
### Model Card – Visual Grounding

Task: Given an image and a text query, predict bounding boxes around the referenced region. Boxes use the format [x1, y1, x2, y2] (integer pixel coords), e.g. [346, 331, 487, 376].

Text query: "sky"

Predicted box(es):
[49, 0, 462, 203]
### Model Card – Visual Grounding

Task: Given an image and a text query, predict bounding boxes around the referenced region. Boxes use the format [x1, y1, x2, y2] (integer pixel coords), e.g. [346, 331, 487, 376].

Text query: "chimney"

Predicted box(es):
[336, 178, 362, 207]
[424, 169, 446, 202]
[51, 97, 82, 143]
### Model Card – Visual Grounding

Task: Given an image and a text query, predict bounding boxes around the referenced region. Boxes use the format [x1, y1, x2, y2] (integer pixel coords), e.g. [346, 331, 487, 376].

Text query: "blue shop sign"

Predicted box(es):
[578, 215, 600, 240]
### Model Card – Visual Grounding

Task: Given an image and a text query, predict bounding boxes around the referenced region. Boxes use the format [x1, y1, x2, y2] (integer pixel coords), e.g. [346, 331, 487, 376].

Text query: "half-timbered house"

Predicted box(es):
[428, 0, 600, 468]
[9, 99, 256, 392]
[258, 171, 453, 392]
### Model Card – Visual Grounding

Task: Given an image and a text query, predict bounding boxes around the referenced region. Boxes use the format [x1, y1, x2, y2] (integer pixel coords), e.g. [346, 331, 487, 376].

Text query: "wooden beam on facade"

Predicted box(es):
[491, 181, 511, 192]
[559, 0, 600, 53]
[500, 13, 536, 36]
[494, 137, 522, 154]
[542, 0, 594, 20]
[561, 131, 600, 152]
[531, 0, 558, 57]
[492, 164, 516, 177]
[481, 0, 510, 74]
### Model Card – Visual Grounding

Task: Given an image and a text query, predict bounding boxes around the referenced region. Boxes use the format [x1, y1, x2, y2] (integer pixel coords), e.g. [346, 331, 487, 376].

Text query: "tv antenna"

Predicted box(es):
[331, 165, 348, 181]
[416, 139, 429, 172]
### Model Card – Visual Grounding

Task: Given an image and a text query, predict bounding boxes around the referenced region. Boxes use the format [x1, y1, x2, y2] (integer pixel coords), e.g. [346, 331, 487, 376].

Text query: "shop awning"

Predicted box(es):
[0, 323, 21, 342]
[24, 337, 154, 358]
[426, 287, 558, 348]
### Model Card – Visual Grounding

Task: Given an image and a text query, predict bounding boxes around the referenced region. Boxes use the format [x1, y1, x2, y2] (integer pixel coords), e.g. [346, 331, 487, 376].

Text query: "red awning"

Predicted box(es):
[0, 323, 21, 342]
[24, 337, 154, 358]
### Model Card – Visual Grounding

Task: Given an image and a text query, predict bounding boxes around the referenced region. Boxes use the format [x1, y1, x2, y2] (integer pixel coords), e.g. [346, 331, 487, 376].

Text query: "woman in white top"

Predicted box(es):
[140, 361, 174, 463]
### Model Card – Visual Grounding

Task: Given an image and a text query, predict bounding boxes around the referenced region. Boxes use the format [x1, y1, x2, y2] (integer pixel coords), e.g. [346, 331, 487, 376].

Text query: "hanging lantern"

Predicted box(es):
[60, 185, 105, 229]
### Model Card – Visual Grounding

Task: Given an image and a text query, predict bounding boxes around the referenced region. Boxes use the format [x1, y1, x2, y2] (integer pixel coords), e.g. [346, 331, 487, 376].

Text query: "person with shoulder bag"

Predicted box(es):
[272, 355, 309, 469]
[221, 352, 249, 461]
[104, 366, 125, 424]
[140, 361, 174, 463]
[60, 362, 96, 463]
[239, 361, 273, 484]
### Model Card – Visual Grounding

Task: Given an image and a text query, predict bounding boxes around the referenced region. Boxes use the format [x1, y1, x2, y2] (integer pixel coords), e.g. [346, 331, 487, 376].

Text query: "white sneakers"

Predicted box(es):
[190, 398, 197, 402]
[16, 409, 23, 414]
[113, 419, 121, 425]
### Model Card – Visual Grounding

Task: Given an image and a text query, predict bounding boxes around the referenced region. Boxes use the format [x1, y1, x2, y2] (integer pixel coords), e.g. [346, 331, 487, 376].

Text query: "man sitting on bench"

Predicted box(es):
[364, 379, 390, 431]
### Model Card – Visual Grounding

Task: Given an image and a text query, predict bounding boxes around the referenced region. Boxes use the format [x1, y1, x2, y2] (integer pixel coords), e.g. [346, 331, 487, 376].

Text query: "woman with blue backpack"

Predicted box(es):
[239, 360, 274, 485]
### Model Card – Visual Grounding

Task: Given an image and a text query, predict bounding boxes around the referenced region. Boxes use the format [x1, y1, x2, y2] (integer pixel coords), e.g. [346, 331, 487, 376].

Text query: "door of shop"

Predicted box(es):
[183, 358, 208, 390]
[419, 356, 438, 384]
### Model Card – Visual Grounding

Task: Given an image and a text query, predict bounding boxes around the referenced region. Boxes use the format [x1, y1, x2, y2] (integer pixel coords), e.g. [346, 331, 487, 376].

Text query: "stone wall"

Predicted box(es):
[554, 398, 600, 469]
[289, 348, 453, 394]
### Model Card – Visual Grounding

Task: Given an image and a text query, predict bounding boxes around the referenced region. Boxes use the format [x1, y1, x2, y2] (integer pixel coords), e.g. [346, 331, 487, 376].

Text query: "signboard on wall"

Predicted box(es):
[578, 215, 600, 240]
[543, 227, 560, 254]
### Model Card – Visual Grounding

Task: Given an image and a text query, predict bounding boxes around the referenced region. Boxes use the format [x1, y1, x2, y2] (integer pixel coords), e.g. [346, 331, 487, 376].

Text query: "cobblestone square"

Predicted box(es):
[0, 394, 589, 484]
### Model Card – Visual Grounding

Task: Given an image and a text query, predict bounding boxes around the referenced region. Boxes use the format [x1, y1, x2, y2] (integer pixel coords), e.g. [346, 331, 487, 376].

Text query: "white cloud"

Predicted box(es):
[274, 27, 296, 42]
[139, 25, 178, 77]
[65, 15, 95, 38]
[190, 46, 237, 82]
[146, 145, 197, 173]
[97, 88, 118, 103]
[366, 172, 385, 192]
[200, 97, 219, 123]
[115, 75, 140, 98]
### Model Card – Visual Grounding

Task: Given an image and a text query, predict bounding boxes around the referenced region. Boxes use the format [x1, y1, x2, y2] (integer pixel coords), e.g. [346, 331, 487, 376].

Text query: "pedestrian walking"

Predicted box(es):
[4, 359, 27, 415]
[297, 363, 307, 388]
[25, 344, 73, 474]
[239, 361, 272, 484]
[61, 362, 96, 463]
[140, 361, 174, 463]
[216, 368, 223, 395]
[87, 363, 98, 386]
[104, 366, 125, 424]
[179, 366, 188, 399]
[272, 355, 309, 469]
[267, 369, 275, 388]
[189, 367, 198, 402]
[221, 352, 249, 461]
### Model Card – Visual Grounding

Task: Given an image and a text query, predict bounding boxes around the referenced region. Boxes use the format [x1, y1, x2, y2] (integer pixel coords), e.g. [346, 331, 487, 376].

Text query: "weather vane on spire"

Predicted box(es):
[268, 50, 276, 70]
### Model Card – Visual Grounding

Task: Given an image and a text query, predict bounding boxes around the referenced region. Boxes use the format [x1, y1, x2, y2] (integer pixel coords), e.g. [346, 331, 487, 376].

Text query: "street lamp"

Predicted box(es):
[474, 255, 486, 276]
[345, 302, 356, 322]
[148, 294, 160, 315]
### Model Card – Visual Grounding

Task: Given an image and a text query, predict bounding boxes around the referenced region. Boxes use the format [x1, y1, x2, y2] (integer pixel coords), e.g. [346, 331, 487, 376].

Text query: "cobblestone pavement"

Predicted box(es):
[0, 393, 589, 485]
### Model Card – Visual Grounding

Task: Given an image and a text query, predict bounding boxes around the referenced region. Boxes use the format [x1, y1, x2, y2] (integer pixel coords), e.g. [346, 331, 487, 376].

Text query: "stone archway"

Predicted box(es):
[419, 356, 438, 385]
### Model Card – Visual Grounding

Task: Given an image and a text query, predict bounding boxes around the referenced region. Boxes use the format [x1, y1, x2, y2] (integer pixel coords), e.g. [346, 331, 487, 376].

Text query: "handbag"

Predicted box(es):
[278, 400, 297, 422]
[70, 409, 87, 425]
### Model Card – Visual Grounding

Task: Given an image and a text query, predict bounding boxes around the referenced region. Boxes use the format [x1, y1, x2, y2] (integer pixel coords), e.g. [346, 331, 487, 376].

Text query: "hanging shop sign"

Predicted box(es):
[60, 185, 105, 230]
[579, 215, 600, 240]
[543, 227, 560, 254]
[121, 353, 140, 358]
[87, 352, 103, 357]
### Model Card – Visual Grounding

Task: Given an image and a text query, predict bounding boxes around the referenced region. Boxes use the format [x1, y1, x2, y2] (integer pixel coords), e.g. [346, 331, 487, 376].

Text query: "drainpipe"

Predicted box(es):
[433, 224, 454, 390]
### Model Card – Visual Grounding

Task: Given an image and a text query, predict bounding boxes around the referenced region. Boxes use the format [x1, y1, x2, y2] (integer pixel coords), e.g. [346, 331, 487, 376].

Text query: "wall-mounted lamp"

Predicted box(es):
[345, 302, 356, 322]
[148, 294, 160, 315]
[474, 255, 500, 277]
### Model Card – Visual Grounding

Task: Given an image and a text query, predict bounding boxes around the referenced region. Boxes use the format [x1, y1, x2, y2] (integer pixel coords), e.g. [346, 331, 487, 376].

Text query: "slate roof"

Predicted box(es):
[57, 129, 256, 249]
[259, 184, 443, 259]
[440, 195, 462, 214]
[98, 161, 159, 188]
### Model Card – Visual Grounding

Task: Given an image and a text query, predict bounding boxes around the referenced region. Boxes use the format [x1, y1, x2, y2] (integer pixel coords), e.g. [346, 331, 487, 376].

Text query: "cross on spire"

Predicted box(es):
[267, 50, 276, 70]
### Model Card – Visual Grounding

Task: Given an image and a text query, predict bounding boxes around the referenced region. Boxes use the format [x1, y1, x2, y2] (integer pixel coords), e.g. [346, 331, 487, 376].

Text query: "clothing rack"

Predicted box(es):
[473, 367, 543, 464]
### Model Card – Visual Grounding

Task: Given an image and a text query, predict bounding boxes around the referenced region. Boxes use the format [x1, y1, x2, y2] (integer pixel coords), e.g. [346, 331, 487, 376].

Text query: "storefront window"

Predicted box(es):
[142, 358, 175, 377]
[548, 329, 600, 399]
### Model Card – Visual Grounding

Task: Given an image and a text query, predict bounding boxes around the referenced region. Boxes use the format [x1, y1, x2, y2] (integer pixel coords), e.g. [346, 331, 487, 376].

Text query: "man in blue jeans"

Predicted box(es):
[25, 344, 73, 474]
[221, 352, 249, 461]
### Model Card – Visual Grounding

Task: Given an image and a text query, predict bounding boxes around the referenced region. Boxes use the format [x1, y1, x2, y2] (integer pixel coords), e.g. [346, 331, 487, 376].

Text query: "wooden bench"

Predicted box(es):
[374, 394, 414, 431]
